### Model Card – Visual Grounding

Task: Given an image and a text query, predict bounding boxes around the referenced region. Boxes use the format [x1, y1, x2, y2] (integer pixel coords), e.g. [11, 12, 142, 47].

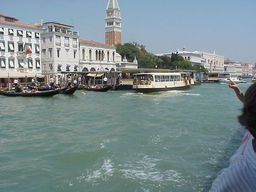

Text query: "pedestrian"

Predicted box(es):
[209, 82, 256, 192]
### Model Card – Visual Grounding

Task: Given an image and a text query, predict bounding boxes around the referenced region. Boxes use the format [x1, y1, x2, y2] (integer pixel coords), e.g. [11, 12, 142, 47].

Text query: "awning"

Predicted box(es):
[0, 71, 44, 78]
[86, 73, 104, 77]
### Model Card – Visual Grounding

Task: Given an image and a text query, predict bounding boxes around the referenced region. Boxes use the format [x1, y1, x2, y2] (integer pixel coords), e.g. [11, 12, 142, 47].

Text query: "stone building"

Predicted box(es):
[0, 14, 43, 82]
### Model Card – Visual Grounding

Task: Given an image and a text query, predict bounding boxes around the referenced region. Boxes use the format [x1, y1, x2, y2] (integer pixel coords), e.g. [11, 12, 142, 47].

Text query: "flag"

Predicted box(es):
[25, 46, 32, 55]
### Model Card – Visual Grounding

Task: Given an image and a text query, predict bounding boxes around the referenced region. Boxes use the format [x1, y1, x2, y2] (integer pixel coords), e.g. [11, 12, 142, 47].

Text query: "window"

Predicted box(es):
[0, 27, 4, 34]
[74, 65, 78, 71]
[8, 29, 14, 36]
[107, 22, 114, 26]
[18, 43, 24, 52]
[48, 48, 52, 57]
[28, 58, 33, 68]
[8, 42, 15, 52]
[57, 49, 60, 58]
[42, 49, 46, 56]
[0, 41, 5, 51]
[17, 30, 23, 37]
[35, 44, 40, 54]
[49, 37, 52, 42]
[35, 58, 40, 68]
[35, 32, 40, 39]
[57, 64, 62, 71]
[26, 31, 32, 38]
[18, 59, 25, 68]
[82, 49, 85, 60]
[48, 26, 53, 32]
[64, 37, 69, 47]
[0, 58, 6, 68]
[8, 58, 15, 68]
[55, 35, 61, 46]
[113, 52, 115, 61]
[107, 51, 110, 61]
[72, 38, 77, 47]
[66, 65, 70, 71]
[89, 50, 92, 61]
[74, 50, 76, 59]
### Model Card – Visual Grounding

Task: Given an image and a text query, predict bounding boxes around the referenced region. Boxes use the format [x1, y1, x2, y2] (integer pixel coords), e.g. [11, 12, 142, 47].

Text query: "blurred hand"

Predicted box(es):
[229, 81, 238, 89]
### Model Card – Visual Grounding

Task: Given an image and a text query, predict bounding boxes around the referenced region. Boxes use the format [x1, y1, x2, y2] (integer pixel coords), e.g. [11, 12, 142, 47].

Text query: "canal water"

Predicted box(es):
[0, 83, 251, 192]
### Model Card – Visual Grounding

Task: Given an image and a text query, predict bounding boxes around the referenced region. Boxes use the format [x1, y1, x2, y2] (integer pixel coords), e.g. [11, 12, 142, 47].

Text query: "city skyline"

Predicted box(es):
[1, 0, 255, 63]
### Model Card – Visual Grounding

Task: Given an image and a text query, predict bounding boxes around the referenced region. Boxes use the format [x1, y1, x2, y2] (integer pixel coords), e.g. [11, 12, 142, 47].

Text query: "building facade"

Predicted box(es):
[79, 39, 121, 72]
[41, 22, 79, 74]
[105, 0, 122, 46]
[0, 14, 43, 79]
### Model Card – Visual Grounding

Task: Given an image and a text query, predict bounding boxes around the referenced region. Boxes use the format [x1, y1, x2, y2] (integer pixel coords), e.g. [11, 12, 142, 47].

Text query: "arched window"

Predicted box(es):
[107, 51, 110, 62]
[101, 51, 104, 61]
[95, 50, 98, 61]
[89, 50, 92, 61]
[105, 68, 109, 71]
[82, 49, 85, 60]
[90, 67, 96, 72]
[113, 52, 115, 61]
[82, 67, 88, 72]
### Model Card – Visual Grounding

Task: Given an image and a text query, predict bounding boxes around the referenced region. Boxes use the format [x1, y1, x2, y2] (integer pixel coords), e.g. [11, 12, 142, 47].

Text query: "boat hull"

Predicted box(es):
[0, 89, 60, 97]
[85, 85, 112, 92]
[134, 85, 190, 93]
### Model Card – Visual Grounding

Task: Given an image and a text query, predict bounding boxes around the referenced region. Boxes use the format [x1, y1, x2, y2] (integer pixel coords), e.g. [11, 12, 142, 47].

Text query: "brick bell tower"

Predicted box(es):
[105, 0, 122, 46]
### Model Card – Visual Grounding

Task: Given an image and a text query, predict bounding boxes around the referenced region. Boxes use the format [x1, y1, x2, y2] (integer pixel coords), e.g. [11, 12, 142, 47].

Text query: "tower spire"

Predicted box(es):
[105, 0, 122, 46]
[107, 0, 120, 10]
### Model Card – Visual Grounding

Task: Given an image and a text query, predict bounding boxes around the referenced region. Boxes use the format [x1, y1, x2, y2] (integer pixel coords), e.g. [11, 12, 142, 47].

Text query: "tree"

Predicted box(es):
[116, 43, 140, 62]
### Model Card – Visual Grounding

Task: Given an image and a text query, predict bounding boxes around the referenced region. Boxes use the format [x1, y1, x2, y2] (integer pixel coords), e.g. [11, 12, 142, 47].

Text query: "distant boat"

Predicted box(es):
[85, 85, 112, 92]
[0, 89, 60, 97]
[133, 72, 190, 93]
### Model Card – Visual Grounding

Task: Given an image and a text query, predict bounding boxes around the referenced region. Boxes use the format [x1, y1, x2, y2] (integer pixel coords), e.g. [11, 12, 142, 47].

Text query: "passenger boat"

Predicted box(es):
[0, 89, 60, 97]
[85, 85, 112, 92]
[219, 73, 246, 83]
[133, 72, 190, 93]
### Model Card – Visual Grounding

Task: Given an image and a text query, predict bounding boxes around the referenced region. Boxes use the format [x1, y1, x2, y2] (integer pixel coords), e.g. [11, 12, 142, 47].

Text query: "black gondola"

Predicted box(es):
[60, 86, 78, 95]
[85, 85, 112, 92]
[0, 89, 60, 97]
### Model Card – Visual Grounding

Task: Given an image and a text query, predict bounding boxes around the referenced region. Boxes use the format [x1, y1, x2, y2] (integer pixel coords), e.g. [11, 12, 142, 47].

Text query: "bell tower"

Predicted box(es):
[105, 0, 122, 46]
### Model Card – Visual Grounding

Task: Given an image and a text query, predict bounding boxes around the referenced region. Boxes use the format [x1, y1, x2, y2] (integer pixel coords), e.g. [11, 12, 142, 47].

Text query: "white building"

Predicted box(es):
[0, 14, 43, 80]
[41, 22, 79, 74]
[159, 49, 225, 72]
[79, 39, 121, 72]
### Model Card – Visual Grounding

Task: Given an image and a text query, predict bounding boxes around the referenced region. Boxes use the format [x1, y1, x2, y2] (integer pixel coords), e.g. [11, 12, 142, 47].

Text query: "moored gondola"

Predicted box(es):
[60, 86, 78, 95]
[0, 89, 60, 97]
[85, 85, 112, 92]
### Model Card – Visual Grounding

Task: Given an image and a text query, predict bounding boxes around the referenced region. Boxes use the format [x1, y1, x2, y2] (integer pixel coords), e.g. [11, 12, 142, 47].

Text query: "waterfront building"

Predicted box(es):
[79, 39, 121, 72]
[224, 59, 243, 76]
[158, 49, 225, 73]
[0, 14, 43, 84]
[41, 22, 79, 74]
[105, 0, 122, 46]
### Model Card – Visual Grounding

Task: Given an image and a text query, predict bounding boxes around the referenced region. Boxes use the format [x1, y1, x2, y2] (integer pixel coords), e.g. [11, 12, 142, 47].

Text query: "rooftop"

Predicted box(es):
[43, 22, 73, 29]
[107, 0, 120, 10]
[79, 39, 114, 48]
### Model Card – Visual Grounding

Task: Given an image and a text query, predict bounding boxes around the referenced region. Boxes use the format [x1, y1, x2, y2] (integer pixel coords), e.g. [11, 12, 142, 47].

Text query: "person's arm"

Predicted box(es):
[229, 81, 244, 103]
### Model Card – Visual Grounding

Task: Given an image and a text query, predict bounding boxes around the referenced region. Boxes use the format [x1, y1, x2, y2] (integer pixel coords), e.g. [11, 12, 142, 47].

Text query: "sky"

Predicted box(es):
[1, 0, 256, 63]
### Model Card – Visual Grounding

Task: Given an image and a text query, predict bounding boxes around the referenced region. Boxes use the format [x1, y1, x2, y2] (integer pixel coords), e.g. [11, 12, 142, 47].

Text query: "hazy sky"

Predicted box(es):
[1, 0, 255, 63]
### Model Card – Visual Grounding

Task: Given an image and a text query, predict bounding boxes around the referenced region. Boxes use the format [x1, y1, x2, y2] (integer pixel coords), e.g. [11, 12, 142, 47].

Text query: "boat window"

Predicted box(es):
[155, 75, 160, 82]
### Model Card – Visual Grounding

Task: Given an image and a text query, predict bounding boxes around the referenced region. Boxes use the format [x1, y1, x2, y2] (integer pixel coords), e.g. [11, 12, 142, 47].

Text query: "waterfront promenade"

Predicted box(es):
[0, 83, 251, 191]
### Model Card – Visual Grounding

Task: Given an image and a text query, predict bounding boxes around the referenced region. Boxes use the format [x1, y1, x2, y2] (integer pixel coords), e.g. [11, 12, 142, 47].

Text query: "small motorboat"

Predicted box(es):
[85, 85, 112, 92]
[0, 89, 60, 97]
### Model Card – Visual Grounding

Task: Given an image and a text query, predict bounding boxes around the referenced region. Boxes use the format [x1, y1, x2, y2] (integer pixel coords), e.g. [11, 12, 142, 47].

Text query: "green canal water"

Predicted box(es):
[0, 83, 251, 192]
